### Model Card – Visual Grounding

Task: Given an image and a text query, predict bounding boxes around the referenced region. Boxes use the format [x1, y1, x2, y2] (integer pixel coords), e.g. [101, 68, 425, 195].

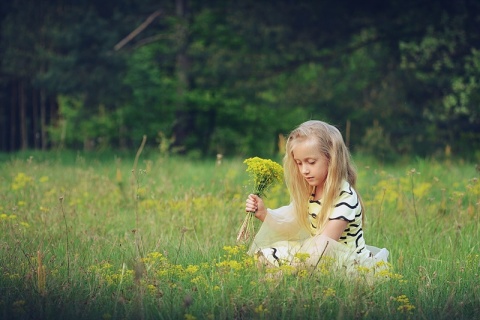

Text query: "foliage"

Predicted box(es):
[0, 0, 479, 160]
[359, 121, 397, 162]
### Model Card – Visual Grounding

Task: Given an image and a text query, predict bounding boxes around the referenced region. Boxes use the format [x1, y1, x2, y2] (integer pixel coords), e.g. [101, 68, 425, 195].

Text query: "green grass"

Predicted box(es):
[0, 151, 478, 319]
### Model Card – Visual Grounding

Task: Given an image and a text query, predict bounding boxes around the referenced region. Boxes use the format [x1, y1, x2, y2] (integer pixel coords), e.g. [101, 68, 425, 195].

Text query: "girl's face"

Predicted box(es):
[292, 138, 329, 189]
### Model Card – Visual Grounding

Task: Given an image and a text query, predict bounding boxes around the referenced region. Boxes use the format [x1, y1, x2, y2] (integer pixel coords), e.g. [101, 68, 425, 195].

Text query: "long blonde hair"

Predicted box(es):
[283, 120, 362, 234]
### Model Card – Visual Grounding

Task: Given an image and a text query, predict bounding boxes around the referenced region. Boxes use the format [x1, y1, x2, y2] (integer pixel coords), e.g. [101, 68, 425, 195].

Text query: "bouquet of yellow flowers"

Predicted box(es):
[236, 157, 284, 243]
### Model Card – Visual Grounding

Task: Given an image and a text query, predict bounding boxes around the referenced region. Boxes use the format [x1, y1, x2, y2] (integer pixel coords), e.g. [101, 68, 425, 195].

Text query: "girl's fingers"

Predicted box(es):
[245, 196, 258, 212]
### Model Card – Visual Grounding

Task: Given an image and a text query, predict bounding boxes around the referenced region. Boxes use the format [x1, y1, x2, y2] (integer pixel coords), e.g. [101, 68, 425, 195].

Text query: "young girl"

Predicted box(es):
[245, 120, 389, 273]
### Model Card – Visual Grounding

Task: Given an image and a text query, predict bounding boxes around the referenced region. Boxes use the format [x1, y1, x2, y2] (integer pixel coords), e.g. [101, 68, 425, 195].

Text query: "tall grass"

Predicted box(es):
[0, 151, 478, 319]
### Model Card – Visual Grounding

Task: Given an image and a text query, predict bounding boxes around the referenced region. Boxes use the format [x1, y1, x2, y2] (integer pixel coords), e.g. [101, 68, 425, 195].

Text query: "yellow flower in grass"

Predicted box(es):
[279, 264, 296, 275]
[185, 265, 199, 274]
[191, 276, 205, 284]
[297, 269, 308, 278]
[392, 294, 415, 313]
[241, 256, 255, 268]
[146, 284, 157, 294]
[314, 256, 335, 275]
[11, 173, 33, 190]
[294, 252, 310, 263]
[223, 245, 244, 255]
[216, 260, 243, 271]
[375, 269, 404, 281]
[323, 287, 336, 297]
[356, 266, 372, 274]
[146, 252, 160, 259]
[254, 304, 269, 314]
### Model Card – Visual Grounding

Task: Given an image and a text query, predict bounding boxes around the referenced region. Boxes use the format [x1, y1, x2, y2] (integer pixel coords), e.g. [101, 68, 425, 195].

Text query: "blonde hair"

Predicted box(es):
[283, 120, 363, 233]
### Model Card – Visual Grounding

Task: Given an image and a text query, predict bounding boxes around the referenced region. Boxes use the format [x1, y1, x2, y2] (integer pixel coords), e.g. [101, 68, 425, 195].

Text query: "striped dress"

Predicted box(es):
[308, 180, 367, 257]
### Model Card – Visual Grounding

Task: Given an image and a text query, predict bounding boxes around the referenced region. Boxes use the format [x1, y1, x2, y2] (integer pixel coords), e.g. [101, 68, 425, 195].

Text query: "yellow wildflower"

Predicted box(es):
[216, 260, 243, 271]
[254, 304, 269, 314]
[297, 269, 308, 278]
[185, 265, 199, 274]
[323, 287, 336, 297]
[392, 294, 415, 313]
[147, 284, 156, 294]
[191, 276, 204, 284]
[20, 222, 30, 228]
[243, 157, 283, 198]
[294, 252, 310, 263]
[11, 173, 33, 190]
[223, 245, 245, 255]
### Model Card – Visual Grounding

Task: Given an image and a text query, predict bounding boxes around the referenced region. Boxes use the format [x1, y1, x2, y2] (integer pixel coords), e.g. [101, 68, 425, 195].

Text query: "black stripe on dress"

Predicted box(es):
[353, 232, 364, 248]
[346, 228, 363, 238]
[357, 246, 366, 254]
[334, 199, 359, 209]
[329, 216, 355, 222]
[355, 210, 362, 218]
[271, 248, 281, 265]
[339, 185, 354, 196]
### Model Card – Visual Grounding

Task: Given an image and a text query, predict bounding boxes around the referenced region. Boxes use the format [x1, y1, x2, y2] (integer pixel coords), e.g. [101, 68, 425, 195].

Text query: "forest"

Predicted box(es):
[1, 0, 479, 160]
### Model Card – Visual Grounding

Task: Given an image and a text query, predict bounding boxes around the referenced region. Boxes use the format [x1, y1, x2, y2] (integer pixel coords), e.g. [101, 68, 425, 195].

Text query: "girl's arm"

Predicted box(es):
[245, 194, 267, 222]
[320, 219, 348, 241]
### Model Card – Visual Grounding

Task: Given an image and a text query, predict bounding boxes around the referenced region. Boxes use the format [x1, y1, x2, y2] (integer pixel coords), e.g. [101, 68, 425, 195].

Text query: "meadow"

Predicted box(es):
[0, 150, 478, 319]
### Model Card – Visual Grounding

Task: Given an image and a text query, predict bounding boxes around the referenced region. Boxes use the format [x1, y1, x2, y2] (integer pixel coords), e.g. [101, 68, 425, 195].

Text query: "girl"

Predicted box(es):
[245, 120, 389, 273]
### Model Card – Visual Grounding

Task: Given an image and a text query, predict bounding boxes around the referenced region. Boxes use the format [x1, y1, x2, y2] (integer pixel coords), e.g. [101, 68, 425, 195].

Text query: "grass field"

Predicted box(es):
[0, 150, 479, 319]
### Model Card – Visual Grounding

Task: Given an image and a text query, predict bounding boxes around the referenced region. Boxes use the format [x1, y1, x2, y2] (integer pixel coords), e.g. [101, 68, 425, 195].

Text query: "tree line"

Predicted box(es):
[1, 0, 479, 160]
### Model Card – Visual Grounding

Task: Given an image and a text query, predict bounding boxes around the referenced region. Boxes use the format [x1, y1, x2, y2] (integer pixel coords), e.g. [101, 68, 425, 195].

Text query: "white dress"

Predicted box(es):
[248, 181, 389, 274]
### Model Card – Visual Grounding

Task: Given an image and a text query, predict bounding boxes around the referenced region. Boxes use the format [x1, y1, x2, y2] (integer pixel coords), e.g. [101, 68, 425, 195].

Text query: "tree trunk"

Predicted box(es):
[33, 88, 39, 149]
[172, 0, 192, 152]
[0, 104, 4, 151]
[10, 82, 18, 151]
[19, 81, 28, 150]
[40, 89, 47, 150]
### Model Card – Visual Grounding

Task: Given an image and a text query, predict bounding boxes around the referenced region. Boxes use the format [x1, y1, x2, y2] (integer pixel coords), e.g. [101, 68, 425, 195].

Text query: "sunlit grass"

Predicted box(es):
[0, 151, 478, 319]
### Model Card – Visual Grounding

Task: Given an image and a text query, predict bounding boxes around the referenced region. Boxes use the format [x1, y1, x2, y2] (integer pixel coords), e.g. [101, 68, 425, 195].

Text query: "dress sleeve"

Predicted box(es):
[248, 203, 310, 255]
[328, 186, 360, 222]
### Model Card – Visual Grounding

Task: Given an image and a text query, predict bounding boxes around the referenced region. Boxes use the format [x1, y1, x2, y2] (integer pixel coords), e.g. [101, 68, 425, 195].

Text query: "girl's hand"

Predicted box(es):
[245, 194, 267, 222]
